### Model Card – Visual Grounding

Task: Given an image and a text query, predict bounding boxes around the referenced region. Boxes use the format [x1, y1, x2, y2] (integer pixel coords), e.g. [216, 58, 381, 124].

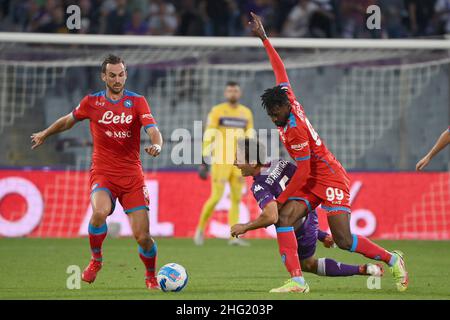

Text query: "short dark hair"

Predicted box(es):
[261, 85, 289, 113]
[101, 54, 125, 73]
[237, 137, 267, 166]
[226, 81, 240, 87]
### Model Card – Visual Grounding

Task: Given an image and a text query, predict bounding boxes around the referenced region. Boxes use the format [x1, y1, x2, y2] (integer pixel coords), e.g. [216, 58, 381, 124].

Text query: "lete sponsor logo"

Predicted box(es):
[98, 111, 133, 124]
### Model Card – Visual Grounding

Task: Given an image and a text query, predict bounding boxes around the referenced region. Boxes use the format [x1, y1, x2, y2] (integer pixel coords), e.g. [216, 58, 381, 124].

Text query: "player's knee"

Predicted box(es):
[92, 207, 111, 219]
[277, 213, 290, 227]
[134, 232, 151, 246]
[277, 207, 296, 227]
[278, 202, 307, 227]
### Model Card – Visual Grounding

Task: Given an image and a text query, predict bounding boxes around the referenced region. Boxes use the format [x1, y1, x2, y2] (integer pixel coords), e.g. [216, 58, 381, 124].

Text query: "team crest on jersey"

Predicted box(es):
[124, 99, 133, 108]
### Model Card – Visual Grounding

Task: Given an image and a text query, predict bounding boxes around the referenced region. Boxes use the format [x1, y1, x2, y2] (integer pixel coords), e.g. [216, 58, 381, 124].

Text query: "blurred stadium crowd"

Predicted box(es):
[1, 0, 450, 39]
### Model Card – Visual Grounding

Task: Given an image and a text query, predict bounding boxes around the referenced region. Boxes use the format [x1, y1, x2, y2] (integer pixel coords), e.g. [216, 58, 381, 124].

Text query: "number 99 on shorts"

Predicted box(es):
[326, 187, 344, 202]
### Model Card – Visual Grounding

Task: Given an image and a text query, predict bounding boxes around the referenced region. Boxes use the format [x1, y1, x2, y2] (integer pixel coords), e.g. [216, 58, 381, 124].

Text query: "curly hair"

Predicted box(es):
[260, 85, 289, 113]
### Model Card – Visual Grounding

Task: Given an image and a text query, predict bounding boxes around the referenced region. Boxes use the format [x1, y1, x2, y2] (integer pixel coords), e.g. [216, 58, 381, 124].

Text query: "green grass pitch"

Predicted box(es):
[0, 238, 449, 300]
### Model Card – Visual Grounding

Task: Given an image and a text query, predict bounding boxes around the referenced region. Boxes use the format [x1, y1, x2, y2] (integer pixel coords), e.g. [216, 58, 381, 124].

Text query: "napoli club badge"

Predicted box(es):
[124, 99, 133, 108]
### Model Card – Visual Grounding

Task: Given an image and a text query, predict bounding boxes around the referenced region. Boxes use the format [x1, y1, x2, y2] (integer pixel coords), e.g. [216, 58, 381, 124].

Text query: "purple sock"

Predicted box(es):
[317, 258, 361, 277]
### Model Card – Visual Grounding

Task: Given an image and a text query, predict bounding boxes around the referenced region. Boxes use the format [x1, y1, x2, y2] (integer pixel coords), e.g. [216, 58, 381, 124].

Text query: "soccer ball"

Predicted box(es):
[157, 263, 188, 292]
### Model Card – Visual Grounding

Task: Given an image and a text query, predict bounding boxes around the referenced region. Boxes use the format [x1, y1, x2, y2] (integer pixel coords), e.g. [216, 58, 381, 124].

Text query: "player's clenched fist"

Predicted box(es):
[249, 12, 267, 40]
[322, 234, 336, 248]
[145, 144, 161, 157]
[230, 223, 248, 238]
[30, 131, 47, 149]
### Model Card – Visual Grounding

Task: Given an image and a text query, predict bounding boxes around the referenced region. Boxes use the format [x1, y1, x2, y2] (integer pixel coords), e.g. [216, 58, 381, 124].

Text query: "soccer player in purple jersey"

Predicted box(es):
[231, 138, 384, 292]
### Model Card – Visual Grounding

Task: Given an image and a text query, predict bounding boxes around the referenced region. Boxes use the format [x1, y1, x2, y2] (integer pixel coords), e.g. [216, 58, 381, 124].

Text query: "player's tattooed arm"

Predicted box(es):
[416, 128, 450, 171]
[31, 113, 76, 150]
[230, 201, 278, 237]
[144, 126, 163, 157]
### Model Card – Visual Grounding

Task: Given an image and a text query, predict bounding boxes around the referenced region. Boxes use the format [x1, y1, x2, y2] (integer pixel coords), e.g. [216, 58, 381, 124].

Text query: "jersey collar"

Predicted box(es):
[104, 89, 128, 104]
[283, 112, 295, 132]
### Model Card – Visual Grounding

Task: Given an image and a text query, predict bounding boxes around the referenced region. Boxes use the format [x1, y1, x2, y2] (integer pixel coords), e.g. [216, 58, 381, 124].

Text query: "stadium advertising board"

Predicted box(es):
[0, 170, 448, 240]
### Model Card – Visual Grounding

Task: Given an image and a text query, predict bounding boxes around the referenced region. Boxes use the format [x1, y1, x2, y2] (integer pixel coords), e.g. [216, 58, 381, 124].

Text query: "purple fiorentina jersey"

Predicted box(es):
[251, 159, 297, 210]
[251, 159, 320, 260]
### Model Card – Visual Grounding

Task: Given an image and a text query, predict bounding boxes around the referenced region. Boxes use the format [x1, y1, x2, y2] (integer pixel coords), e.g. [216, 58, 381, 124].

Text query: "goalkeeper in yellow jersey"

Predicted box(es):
[194, 81, 254, 246]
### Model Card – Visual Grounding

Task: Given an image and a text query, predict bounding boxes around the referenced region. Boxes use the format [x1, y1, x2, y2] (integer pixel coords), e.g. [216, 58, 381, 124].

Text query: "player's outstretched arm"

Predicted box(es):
[249, 12, 289, 85]
[416, 128, 450, 171]
[30, 113, 76, 150]
[144, 126, 163, 157]
[230, 201, 278, 237]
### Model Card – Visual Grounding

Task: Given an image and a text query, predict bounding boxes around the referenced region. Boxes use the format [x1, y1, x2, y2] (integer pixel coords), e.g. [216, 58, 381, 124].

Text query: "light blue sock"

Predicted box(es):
[292, 276, 305, 285]
[388, 253, 398, 267]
